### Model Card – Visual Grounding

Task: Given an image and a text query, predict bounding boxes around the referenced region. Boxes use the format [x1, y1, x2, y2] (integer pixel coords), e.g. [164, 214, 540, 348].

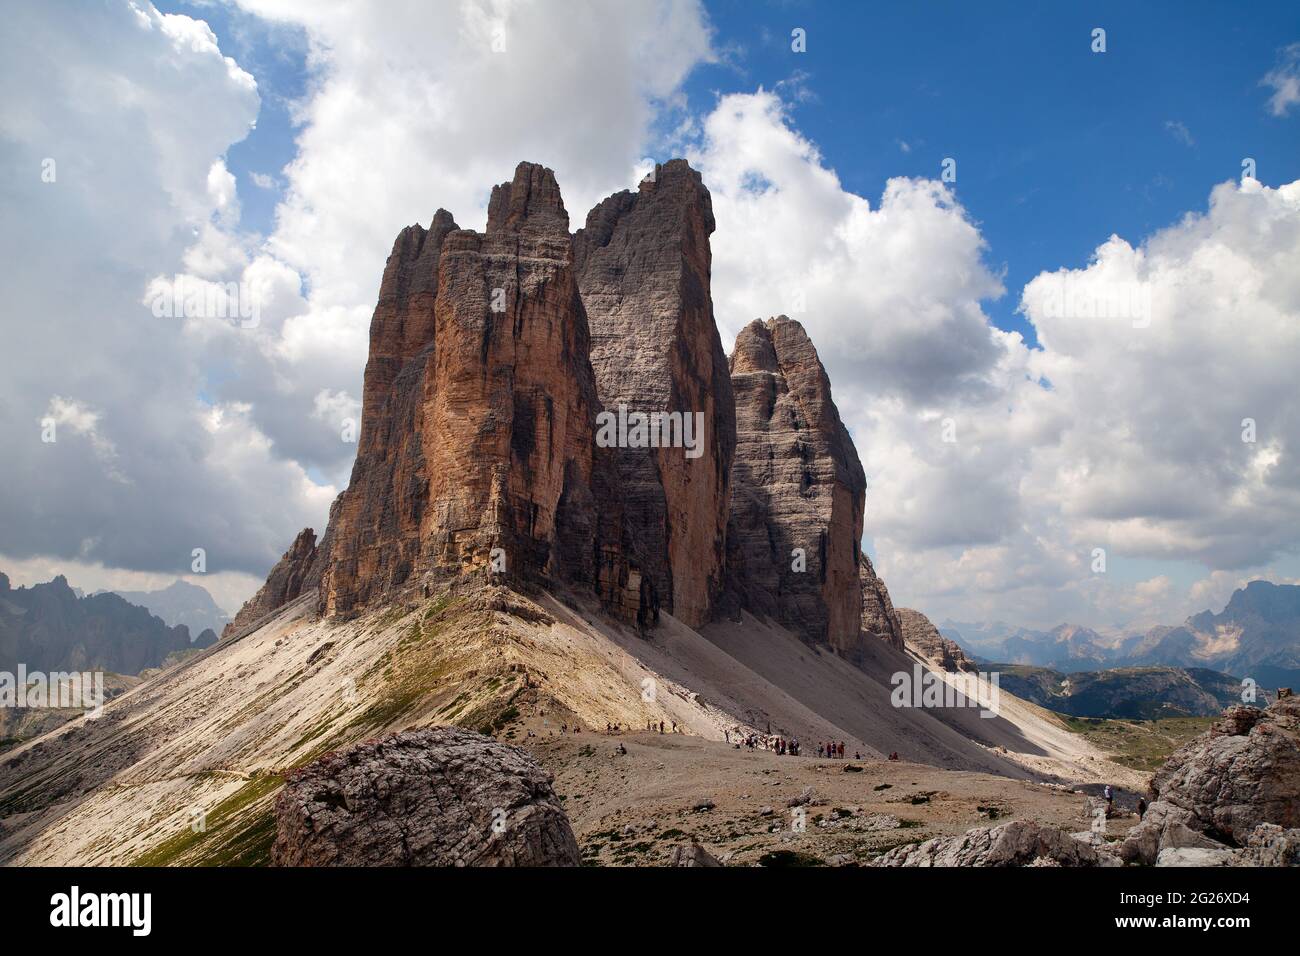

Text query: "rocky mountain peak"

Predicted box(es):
[233, 160, 923, 671]
[486, 161, 569, 237]
[574, 158, 735, 628]
[724, 314, 866, 651]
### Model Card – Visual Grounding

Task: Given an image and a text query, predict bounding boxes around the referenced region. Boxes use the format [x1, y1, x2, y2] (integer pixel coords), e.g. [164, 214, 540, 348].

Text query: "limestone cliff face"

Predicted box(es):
[314, 212, 456, 617]
[725, 316, 866, 650]
[898, 607, 977, 673]
[316, 162, 622, 618]
[225, 528, 321, 637]
[240, 160, 924, 653]
[860, 554, 905, 654]
[574, 160, 736, 628]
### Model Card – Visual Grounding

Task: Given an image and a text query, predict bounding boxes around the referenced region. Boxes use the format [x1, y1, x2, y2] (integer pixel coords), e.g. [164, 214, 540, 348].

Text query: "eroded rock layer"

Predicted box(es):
[859, 556, 905, 655]
[224, 528, 322, 637]
[899, 607, 978, 674]
[316, 162, 620, 618]
[575, 160, 736, 628]
[725, 316, 866, 649]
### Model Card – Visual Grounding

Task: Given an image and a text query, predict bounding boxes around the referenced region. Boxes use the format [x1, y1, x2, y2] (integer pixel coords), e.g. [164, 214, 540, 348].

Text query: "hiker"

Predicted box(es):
[1104, 784, 1113, 808]
[725, 730, 730, 744]
[817, 743, 824, 758]
[854, 751, 861, 760]
[1137, 797, 1147, 819]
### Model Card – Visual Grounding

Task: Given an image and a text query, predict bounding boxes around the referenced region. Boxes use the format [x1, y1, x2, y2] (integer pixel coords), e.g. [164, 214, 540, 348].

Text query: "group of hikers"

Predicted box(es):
[573, 718, 903, 765]
[547, 717, 917, 769]
[603, 720, 678, 734]
[1101, 783, 1148, 819]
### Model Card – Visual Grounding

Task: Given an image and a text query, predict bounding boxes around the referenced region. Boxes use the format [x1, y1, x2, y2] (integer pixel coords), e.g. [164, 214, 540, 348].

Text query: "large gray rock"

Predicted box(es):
[1233, 823, 1300, 866]
[271, 727, 580, 867]
[1119, 696, 1300, 865]
[873, 820, 1121, 867]
[668, 842, 723, 867]
[724, 316, 866, 651]
[575, 160, 736, 629]
[1156, 847, 1237, 867]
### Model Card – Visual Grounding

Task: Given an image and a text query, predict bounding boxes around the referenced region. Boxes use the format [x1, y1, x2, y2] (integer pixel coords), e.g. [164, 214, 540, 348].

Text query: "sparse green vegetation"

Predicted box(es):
[1059, 714, 1214, 771]
[131, 775, 284, 867]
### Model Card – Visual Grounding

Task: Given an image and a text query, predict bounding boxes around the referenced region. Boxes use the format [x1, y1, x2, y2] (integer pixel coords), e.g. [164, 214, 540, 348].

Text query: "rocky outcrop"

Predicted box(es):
[224, 528, 321, 637]
[575, 161, 736, 628]
[1233, 823, 1300, 866]
[899, 607, 978, 673]
[1119, 696, 1300, 865]
[668, 842, 723, 867]
[315, 162, 630, 619]
[859, 554, 904, 654]
[873, 820, 1120, 867]
[724, 316, 865, 648]
[314, 210, 459, 616]
[270, 727, 580, 867]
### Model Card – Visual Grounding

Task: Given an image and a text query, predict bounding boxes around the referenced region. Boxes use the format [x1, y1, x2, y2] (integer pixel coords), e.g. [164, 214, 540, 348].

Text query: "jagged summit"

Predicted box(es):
[575, 159, 735, 628]
[314, 160, 625, 620]
[235, 162, 884, 664]
[725, 316, 867, 653]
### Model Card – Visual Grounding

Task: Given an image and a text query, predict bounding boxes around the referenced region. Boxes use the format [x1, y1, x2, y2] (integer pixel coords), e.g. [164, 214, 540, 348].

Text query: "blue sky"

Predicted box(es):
[686, 0, 1300, 344]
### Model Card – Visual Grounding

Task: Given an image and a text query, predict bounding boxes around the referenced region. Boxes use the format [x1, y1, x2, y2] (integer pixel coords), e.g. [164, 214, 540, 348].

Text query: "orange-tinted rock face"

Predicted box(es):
[574, 160, 736, 628]
[225, 528, 321, 637]
[244, 160, 904, 651]
[317, 162, 619, 617]
[725, 316, 868, 651]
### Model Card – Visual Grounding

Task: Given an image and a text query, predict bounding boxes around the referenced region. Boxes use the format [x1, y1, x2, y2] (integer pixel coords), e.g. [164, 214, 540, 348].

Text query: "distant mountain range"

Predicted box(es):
[943, 580, 1300, 688]
[995, 665, 1252, 719]
[102, 579, 230, 638]
[0, 572, 218, 676]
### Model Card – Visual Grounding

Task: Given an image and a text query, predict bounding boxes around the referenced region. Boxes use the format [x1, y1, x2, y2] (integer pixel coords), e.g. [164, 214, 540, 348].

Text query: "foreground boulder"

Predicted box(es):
[1119, 696, 1300, 865]
[668, 842, 723, 867]
[874, 820, 1120, 867]
[1234, 823, 1300, 866]
[271, 727, 580, 867]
